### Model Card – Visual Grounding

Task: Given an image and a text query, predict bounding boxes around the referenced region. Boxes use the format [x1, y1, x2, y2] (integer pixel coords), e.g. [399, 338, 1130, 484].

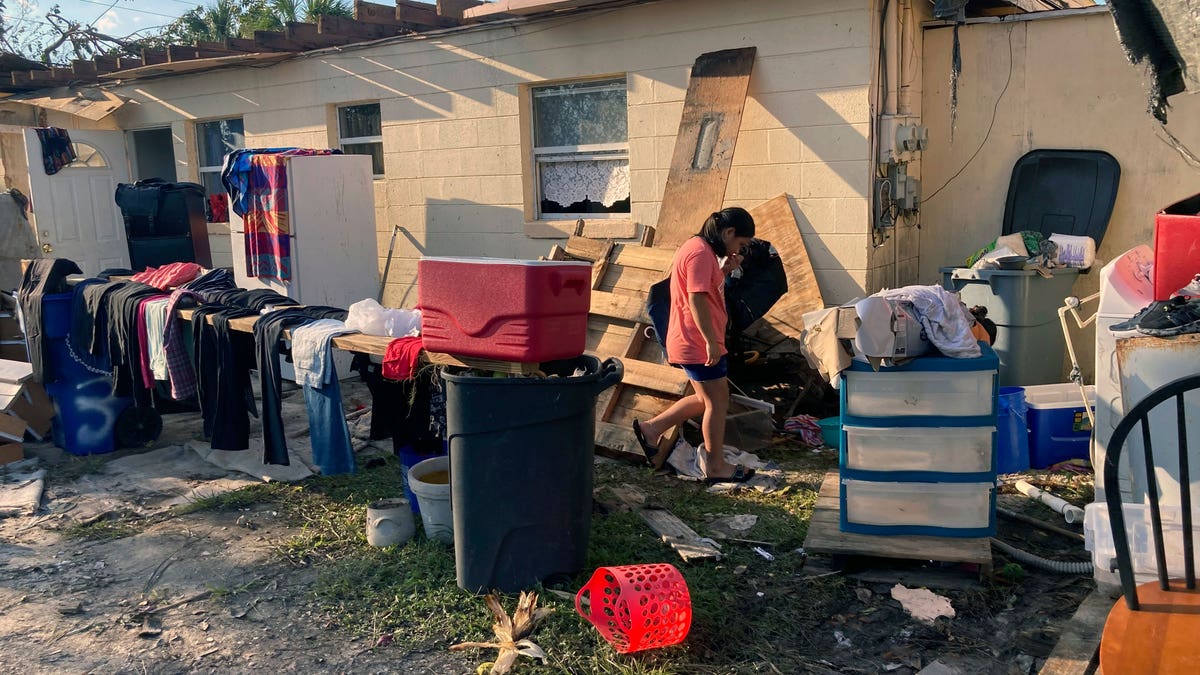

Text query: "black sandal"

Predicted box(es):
[704, 464, 756, 485]
[633, 420, 666, 466]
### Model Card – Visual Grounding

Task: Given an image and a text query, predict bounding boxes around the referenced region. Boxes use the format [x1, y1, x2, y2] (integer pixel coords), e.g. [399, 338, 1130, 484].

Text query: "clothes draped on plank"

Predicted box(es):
[180, 267, 236, 297]
[382, 337, 423, 381]
[292, 319, 359, 475]
[17, 258, 81, 382]
[131, 262, 202, 290]
[162, 289, 203, 400]
[34, 127, 76, 175]
[136, 295, 170, 389]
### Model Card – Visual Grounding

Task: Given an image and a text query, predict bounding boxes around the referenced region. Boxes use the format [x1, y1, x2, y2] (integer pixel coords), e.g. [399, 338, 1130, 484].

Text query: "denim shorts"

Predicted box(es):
[676, 355, 729, 382]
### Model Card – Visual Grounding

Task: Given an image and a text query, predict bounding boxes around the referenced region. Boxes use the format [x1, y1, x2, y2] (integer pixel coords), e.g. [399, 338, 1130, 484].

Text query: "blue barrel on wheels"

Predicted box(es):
[997, 386, 1030, 474]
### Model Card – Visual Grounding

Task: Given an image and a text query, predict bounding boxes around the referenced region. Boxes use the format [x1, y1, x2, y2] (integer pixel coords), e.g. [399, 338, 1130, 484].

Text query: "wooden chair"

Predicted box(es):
[1100, 373, 1200, 674]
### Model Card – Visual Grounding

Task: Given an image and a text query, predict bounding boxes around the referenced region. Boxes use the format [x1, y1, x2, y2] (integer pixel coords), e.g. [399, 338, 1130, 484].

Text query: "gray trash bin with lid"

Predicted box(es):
[441, 355, 623, 593]
[941, 267, 1079, 387]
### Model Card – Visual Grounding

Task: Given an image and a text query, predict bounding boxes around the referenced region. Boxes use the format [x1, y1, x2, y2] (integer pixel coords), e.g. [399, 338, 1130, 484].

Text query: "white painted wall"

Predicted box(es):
[106, 0, 874, 308]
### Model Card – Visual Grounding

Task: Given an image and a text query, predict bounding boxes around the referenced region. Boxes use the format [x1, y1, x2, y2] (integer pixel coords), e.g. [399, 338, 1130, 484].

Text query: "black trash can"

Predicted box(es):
[442, 355, 623, 593]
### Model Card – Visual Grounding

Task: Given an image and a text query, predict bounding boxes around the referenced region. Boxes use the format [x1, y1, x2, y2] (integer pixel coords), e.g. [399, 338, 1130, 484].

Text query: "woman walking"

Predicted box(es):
[633, 207, 757, 483]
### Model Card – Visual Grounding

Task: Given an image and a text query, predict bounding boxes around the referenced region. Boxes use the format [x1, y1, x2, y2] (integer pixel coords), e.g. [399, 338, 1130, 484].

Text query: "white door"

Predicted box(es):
[23, 129, 131, 275]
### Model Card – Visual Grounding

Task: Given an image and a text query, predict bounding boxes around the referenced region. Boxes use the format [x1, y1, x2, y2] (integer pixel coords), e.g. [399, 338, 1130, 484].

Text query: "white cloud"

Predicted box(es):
[95, 9, 119, 33]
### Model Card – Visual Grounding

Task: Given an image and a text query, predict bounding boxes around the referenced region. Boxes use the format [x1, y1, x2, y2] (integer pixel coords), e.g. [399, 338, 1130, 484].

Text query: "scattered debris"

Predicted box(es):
[138, 616, 163, 638]
[609, 483, 722, 562]
[0, 460, 45, 517]
[917, 659, 961, 675]
[833, 630, 852, 648]
[891, 584, 956, 623]
[450, 592, 551, 675]
[708, 514, 758, 537]
[751, 546, 775, 561]
[733, 565, 748, 575]
[56, 602, 83, 616]
[235, 515, 257, 530]
[855, 588, 872, 603]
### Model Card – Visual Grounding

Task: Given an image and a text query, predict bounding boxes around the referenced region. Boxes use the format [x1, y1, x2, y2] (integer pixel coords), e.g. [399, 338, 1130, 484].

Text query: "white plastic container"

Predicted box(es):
[1084, 501, 1200, 588]
[408, 456, 453, 544]
[842, 479, 994, 529]
[843, 370, 995, 418]
[842, 426, 995, 474]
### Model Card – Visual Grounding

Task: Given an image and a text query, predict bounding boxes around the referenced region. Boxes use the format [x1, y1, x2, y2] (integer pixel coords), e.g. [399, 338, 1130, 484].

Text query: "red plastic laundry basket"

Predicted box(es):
[574, 563, 692, 653]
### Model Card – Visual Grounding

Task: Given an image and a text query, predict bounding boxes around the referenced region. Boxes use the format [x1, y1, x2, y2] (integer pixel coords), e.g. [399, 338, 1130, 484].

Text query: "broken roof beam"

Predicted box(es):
[396, 0, 459, 27]
[115, 56, 144, 71]
[140, 49, 169, 66]
[437, 0, 488, 21]
[463, 0, 618, 20]
[317, 14, 408, 39]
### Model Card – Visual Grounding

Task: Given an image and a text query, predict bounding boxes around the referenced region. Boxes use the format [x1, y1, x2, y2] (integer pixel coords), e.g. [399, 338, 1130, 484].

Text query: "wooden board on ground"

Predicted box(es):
[1038, 590, 1112, 675]
[742, 194, 824, 348]
[0, 359, 33, 384]
[0, 412, 26, 442]
[803, 472, 993, 578]
[654, 47, 757, 248]
[610, 483, 722, 563]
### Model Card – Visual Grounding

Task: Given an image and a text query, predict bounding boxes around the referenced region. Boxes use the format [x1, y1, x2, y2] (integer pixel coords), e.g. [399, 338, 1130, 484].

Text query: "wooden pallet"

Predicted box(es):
[803, 472, 994, 581]
[1038, 590, 1111, 675]
[546, 230, 685, 464]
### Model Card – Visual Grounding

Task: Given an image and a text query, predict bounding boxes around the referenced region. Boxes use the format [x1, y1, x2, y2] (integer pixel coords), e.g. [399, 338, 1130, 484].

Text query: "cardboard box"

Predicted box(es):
[1154, 193, 1200, 301]
[0, 442, 22, 466]
[0, 341, 27, 362]
[10, 382, 52, 440]
[0, 412, 25, 442]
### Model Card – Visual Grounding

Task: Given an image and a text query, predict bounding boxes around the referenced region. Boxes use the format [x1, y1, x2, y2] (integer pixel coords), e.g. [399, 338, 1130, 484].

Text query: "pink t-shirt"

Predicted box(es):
[666, 236, 727, 365]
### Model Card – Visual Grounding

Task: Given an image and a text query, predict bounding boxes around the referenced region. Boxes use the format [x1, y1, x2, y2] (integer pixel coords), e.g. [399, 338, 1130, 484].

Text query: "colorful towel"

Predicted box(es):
[34, 127, 76, 175]
[244, 154, 292, 281]
[782, 415, 825, 449]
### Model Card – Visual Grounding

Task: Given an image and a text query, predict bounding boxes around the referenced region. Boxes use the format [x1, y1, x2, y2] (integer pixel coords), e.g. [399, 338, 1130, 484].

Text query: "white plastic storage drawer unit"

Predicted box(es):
[841, 479, 996, 536]
[842, 426, 996, 477]
[840, 344, 999, 422]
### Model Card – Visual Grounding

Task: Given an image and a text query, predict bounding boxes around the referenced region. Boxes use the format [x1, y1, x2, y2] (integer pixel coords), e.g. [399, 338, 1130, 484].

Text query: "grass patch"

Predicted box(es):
[172, 483, 291, 515]
[174, 450, 845, 672]
[50, 455, 108, 483]
[62, 518, 142, 541]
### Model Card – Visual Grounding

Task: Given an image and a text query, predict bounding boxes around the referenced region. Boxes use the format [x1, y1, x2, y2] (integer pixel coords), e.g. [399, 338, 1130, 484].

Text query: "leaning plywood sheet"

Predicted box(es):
[742, 194, 825, 347]
[654, 47, 757, 248]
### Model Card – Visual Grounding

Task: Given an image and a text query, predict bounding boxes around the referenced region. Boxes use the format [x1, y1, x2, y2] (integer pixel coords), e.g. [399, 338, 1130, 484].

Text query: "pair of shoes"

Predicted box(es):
[633, 420, 670, 467]
[703, 464, 756, 485]
[1110, 297, 1184, 333]
[1137, 298, 1200, 336]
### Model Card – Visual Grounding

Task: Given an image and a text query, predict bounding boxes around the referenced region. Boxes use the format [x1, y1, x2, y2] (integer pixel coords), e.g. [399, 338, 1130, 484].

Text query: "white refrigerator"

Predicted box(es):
[229, 153, 380, 380]
[230, 154, 380, 307]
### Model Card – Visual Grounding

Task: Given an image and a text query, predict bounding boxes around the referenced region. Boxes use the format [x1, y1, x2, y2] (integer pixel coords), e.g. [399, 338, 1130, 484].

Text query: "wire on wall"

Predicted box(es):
[922, 23, 1016, 206]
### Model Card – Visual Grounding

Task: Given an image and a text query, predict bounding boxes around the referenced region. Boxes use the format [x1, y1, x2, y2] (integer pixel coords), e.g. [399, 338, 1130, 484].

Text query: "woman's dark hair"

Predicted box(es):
[697, 207, 756, 256]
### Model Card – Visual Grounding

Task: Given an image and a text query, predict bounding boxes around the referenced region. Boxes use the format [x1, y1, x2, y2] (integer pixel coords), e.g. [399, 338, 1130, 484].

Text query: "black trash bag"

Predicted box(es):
[644, 238, 788, 351]
[725, 238, 788, 334]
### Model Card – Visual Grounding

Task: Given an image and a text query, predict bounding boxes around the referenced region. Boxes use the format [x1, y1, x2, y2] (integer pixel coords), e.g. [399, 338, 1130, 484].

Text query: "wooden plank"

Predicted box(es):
[0, 360, 33, 385]
[590, 290, 650, 324]
[595, 421, 646, 460]
[0, 382, 22, 412]
[608, 482, 722, 562]
[1039, 590, 1111, 675]
[750, 194, 824, 339]
[653, 48, 757, 247]
[0, 412, 25, 442]
[565, 236, 610, 261]
[590, 241, 616, 290]
[612, 245, 675, 273]
[422, 351, 540, 375]
[804, 472, 992, 567]
[594, 356, 687, 396]
[605, 266, 665, 293]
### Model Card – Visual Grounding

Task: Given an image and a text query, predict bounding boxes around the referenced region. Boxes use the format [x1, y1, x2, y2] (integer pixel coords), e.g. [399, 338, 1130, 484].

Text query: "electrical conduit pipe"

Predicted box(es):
[1014, 480, 1086, 524]
[990, 539, 1093, 575]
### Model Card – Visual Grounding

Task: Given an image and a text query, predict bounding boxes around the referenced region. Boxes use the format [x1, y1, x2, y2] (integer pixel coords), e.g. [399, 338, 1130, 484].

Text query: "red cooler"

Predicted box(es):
[418, 257, 592, 362]
[1154, 193, 1200, 300]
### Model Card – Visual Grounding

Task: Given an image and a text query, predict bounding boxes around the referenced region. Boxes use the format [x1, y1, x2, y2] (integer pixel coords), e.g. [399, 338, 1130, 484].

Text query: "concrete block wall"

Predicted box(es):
[110, 0, 875, 308]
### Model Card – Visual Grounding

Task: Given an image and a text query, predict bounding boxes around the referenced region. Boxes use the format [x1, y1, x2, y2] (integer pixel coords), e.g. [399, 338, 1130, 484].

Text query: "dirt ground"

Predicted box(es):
[0, 367, 1103, 674]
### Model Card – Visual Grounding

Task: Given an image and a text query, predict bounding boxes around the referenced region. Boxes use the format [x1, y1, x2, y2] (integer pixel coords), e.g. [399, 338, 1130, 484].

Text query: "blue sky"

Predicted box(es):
[5, 0, 198, 39]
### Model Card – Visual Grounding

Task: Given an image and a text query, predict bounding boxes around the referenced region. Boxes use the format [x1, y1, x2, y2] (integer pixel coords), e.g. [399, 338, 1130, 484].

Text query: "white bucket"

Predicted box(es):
[408, 456, 453, 544]
[365, 497, 416, 548]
